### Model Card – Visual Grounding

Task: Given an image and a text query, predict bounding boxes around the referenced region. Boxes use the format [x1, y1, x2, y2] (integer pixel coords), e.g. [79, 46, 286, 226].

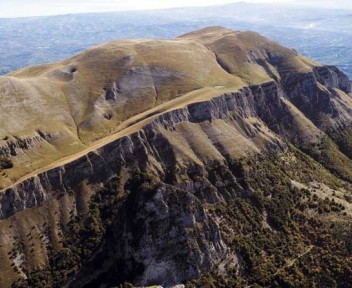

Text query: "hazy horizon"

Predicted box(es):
[1, 0, 351, 18]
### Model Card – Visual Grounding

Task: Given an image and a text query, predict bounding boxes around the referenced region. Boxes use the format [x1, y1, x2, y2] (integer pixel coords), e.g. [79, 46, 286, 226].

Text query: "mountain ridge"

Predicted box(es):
[0, 26, 320, 190]
[1, 27, 352, 287]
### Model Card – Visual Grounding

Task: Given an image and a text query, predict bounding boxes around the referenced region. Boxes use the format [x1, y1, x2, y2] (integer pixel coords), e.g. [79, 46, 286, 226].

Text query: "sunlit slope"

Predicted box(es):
[9, 38, 243, 140]
[180, 26, 318, 84]
[0, 36, 245, 187]
[0, 26, 330, 189]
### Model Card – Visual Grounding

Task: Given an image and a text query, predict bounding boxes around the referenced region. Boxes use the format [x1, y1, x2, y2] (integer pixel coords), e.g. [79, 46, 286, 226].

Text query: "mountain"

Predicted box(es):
[0, 27, 352, 288]
[0, 3, 352, 78]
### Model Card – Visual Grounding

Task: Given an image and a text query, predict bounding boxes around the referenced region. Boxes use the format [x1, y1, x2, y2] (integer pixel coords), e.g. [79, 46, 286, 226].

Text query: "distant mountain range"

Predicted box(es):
[0, 2, 352, 78]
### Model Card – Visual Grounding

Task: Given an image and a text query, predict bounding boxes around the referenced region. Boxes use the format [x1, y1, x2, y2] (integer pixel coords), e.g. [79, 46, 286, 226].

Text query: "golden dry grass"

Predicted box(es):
[0, 26, 322, 189]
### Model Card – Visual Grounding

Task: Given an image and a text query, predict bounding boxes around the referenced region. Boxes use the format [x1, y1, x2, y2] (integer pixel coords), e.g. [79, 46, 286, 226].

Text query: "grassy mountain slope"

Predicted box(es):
[0, 27, 351, 287]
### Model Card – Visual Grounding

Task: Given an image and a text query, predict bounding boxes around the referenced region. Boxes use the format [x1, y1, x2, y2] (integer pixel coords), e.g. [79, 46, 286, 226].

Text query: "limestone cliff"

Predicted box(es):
[0, 27, 352, 288]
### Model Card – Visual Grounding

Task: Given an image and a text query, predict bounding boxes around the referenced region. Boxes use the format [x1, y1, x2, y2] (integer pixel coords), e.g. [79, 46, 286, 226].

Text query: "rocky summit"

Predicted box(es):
[0, 26, 352, 287]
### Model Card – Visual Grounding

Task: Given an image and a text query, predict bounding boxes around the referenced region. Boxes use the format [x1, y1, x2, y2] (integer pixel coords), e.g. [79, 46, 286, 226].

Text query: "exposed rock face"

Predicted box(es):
[0, 79, 303, 220]
[0, 133, 52, 158]
[1, 27, 352, 288]
[72, 184, 227, 288]
[282, 66, 352, 130]
[314, 65, 352, 93]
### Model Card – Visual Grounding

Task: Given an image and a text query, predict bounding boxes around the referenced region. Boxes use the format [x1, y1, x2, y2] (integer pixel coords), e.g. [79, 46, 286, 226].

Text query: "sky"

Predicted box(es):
[0, 0, 351, 18]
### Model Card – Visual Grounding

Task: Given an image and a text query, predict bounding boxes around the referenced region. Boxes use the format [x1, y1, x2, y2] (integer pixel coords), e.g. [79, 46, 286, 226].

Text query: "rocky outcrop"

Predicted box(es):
[314, 65, 351, 94]
[281, 66, 352, 131]
[0, 132, 53, 158]
[71, 184, 228, 288]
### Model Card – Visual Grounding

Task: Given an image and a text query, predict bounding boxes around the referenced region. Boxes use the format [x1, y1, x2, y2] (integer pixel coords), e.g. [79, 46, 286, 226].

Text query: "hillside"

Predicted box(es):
[0, 26, 320, 190]
[1, 4, 352, 79]
[0, 27, 352, 287]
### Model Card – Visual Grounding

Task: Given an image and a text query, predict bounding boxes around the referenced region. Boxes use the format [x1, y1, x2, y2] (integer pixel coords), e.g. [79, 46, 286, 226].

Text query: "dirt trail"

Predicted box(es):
[274, 245, 314, 275]
[2, 85, 240, 192]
